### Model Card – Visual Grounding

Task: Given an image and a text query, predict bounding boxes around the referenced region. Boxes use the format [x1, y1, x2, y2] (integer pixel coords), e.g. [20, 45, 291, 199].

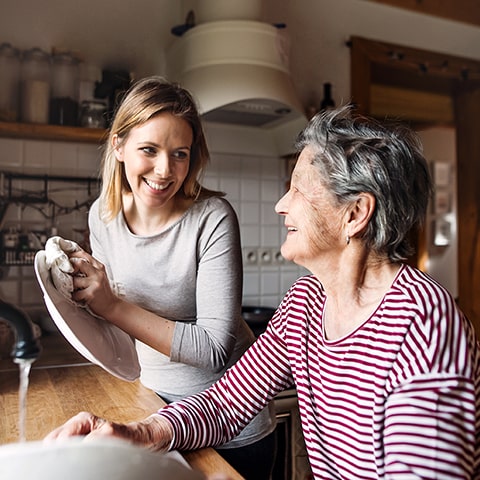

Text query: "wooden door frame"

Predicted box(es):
[349, 36, 480, 120]
[349, 36, 480, 332]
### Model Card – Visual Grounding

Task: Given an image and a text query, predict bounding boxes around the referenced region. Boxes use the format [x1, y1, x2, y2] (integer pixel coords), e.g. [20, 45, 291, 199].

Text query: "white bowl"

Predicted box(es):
[0, 438, 203, 480]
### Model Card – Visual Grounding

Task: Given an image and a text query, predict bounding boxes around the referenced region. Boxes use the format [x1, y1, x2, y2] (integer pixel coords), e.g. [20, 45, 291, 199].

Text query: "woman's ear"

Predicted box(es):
[346, 193, 375, 237]
[112, 134, 123, 162]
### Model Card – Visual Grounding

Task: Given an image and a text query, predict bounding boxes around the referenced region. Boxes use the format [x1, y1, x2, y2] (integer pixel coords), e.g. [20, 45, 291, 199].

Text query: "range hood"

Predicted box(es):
[166, 17, 307, 155]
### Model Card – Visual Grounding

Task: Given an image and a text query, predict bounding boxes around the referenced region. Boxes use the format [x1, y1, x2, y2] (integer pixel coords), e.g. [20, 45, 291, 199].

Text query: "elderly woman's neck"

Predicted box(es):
[321, 260, 401, 340]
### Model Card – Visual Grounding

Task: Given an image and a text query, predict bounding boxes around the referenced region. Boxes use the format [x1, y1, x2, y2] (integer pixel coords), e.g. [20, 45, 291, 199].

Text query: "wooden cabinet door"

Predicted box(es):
[455, 85, 480, 332]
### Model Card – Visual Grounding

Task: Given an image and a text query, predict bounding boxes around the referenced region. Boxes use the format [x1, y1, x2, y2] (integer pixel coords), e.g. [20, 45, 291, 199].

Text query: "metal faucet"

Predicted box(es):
[0, 300, 42, 361]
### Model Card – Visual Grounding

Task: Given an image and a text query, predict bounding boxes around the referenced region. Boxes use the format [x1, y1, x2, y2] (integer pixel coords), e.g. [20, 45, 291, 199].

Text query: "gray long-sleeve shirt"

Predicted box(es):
[88, 195, 275, 447]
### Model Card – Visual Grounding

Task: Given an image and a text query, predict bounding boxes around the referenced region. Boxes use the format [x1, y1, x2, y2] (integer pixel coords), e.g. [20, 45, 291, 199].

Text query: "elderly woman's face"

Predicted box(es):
[275, 146, 345, 269]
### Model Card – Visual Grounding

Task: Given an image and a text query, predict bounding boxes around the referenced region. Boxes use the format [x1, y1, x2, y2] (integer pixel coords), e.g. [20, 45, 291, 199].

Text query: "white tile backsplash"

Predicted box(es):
[218, 177, 240, 200]
[0, 134, 306, 315]
[240, 201, 261, 224]
[260, 202, 279, 225]
[262, 225, 282, 246]
[240, 178, 260, 201]
[241, 156, 262, 177]
[240, 225, 261, 248]
[261, 271, 281, 296]
[260, 178, 281, 202]
[0, 138, 23, 168]
[243, 272, 261, 297]
[24, 140, 51, 170]
[51, 142, 78, 172]
[202, 175, 220, 191]
[78, 144, 102, 174]
[205, 148, 306, 308]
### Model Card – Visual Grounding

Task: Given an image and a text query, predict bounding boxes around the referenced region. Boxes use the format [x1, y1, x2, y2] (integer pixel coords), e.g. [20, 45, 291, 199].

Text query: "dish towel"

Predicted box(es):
[43, 236, 123, 308]
[44, 236, 81, 302]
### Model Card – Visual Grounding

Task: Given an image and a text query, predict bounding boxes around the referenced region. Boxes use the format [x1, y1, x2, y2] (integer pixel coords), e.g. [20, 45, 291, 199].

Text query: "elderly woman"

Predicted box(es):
[46, 106, 480, 479]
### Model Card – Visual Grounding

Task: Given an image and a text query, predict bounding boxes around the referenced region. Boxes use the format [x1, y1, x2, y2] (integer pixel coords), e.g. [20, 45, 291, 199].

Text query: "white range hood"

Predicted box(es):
[166, 18, 307, 156]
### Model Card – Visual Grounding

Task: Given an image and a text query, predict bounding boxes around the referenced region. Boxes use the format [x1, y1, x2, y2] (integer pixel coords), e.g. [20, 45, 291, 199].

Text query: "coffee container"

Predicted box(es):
[49, 52, 79, 126]
[0, 43, 21, 122]
[20, 47, 51, 124]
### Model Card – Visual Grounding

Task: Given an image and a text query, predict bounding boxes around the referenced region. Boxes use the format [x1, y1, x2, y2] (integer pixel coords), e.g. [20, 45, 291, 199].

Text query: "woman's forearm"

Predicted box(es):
[105, 298, 175, 356]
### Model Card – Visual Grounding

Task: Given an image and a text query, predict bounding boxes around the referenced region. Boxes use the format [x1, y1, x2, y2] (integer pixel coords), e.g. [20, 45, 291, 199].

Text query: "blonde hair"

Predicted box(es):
[98, 76, 220, 222]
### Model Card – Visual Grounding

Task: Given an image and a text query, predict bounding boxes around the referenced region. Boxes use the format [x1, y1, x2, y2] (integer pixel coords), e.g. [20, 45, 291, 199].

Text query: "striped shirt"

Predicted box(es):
[158, 264, 480, 479]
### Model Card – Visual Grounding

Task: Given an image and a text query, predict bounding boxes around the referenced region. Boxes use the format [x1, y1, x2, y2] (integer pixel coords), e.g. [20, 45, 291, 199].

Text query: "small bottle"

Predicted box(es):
[20, 47, 51, 124]
[0, 43, 21, 122]
[320, 82, 335, 111]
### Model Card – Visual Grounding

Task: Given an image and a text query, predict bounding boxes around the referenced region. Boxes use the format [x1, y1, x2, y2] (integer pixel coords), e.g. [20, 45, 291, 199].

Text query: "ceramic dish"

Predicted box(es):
[34, 250, 140, 382]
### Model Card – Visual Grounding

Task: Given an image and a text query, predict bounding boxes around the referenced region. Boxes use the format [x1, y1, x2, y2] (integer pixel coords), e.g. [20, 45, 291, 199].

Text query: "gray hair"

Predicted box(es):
[295, 105, 433, 262]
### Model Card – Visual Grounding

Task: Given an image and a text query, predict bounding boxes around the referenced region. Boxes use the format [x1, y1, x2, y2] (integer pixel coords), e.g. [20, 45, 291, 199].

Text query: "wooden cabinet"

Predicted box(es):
[0, 121, 106, 144]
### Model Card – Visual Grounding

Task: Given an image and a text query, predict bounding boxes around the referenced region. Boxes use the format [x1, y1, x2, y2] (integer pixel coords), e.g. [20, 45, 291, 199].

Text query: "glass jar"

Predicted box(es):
[0, 43, 21, 122]
[49, 52, 79, 126]
[79, 100, 107, 128]
[78, 62, 102, 104]
[20, 47, 51, 124]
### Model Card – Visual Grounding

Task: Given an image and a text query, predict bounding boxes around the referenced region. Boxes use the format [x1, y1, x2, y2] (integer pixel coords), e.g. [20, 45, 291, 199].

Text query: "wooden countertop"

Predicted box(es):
[0, 359, 243, 479]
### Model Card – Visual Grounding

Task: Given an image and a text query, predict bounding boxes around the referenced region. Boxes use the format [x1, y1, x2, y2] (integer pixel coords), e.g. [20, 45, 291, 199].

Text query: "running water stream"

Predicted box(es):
[13, 358, 34, 442]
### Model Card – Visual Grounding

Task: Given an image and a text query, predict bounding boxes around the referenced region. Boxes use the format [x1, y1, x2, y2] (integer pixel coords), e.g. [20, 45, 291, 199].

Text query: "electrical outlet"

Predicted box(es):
[271, 248, 285, 265]
[243, 247, 258, 265]
[258, 248, 272, 265]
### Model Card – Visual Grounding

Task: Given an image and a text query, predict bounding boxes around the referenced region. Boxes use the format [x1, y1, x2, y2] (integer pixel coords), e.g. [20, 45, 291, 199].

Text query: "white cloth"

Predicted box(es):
[44, 236, 80, 301]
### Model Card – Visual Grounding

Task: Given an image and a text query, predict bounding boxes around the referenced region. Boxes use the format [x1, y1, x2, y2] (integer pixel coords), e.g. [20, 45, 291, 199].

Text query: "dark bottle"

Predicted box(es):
[320, 82, 335, 110]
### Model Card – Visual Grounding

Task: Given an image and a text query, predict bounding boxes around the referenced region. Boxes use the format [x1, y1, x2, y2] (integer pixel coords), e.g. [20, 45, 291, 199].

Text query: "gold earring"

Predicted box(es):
[346, 235, 350, 245]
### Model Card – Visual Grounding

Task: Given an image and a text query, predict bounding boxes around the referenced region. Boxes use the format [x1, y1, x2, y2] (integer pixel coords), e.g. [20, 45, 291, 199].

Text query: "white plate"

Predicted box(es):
[34, 250, 140, 382]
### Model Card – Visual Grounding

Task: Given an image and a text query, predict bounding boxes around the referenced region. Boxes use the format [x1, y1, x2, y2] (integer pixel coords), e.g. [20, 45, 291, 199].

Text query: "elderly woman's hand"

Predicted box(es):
[44, 412, 174, 452]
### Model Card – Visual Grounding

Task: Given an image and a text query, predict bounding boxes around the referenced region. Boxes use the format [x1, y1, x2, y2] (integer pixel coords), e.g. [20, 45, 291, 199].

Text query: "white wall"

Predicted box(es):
[263, 0, 480, 109]
[0, 0, 182, 79]
[1, 0, 479, 106]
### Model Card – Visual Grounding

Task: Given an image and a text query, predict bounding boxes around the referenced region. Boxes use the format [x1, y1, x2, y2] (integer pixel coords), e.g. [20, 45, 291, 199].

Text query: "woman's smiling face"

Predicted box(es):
[113, 112, 193, 211]
[275, 146, 345, 269]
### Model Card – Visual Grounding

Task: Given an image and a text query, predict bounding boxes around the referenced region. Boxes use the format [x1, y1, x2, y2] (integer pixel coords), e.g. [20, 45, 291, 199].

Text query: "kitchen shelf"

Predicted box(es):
[0, 121, 107, 144]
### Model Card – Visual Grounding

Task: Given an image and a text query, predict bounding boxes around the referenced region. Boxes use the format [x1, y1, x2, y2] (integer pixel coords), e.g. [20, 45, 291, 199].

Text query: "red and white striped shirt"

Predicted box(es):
[158, 264, 480, 479]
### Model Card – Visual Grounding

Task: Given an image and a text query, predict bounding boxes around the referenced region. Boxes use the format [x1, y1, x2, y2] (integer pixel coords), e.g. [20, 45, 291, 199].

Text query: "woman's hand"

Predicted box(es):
[67, 250, 175, 357]
[44, 412, 174, 452]
[68, 250, 118, 318]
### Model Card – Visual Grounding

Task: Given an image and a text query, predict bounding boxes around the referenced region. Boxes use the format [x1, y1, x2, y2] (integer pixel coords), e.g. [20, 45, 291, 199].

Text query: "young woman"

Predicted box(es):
[60, 76, 276, 479]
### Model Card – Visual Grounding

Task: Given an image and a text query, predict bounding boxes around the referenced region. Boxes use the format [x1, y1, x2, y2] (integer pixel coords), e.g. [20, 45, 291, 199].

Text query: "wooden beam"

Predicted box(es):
[363, 0, 480, 28]
[349, 36, 480, 82]
[370, 84, 454, 124]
